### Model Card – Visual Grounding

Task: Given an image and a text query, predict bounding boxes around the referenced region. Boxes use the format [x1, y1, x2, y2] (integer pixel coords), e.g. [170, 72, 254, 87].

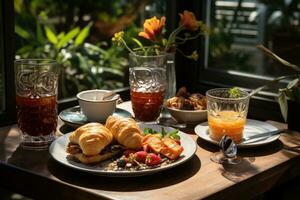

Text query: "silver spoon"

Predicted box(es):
[102, 91, 116, 100]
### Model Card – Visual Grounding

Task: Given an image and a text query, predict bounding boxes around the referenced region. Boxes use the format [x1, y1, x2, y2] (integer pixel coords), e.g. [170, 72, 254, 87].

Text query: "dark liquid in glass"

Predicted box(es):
[131, 90, 164, 122]
[16, 95, 57, 136]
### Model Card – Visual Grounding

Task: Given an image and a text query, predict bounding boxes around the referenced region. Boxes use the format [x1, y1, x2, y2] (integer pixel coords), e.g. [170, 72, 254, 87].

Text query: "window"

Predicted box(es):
[0, 0, 15, 125]
[14, 0, 167, 99]
[173, 0, 299, 121]
[200, 0, 298, 91]
[207, 0, 299, 75]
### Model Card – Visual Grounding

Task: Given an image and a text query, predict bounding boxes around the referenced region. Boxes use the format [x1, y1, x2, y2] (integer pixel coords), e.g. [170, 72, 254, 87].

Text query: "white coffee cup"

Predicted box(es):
[77, 89, 119, 122]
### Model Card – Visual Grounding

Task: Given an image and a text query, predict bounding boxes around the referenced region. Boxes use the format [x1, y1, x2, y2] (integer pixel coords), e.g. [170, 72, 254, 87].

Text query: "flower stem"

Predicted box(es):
[176, 48, 190, 59]
[175, 31, 205, 44]
[121, 38, 136, 55]
[164, 25, 185, 52]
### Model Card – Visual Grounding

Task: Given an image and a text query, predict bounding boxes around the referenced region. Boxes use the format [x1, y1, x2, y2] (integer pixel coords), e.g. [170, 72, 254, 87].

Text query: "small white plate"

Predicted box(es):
[59, 106, 132, 128]
[49, 124, 197, 177]
[195, 119, 281, 148]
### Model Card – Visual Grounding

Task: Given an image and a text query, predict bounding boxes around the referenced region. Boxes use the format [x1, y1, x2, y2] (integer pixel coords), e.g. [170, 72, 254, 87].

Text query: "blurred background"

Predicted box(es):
[14, 0, 167, 99]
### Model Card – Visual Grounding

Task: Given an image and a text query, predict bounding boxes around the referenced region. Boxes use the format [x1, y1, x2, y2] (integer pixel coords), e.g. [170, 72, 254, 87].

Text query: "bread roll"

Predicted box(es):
[69, 123, 113, 156]
[105, 116, 143, 149]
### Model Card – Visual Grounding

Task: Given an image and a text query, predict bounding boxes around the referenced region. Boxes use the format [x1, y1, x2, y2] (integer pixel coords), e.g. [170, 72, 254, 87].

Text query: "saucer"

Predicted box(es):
[195, 119, 281, 148]
[59, 106, 132, 128]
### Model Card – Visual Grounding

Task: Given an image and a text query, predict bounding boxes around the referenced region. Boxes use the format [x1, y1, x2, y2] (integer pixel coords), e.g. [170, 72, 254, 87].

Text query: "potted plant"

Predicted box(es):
[254, 45, 300, 131]
[111, 11, 209, 98]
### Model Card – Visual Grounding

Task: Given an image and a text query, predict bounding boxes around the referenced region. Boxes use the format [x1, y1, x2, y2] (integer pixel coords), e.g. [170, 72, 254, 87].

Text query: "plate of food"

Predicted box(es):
[195, 119, 282, 148]
[49, 116, 197, 177]
[164, 87, 207, 123]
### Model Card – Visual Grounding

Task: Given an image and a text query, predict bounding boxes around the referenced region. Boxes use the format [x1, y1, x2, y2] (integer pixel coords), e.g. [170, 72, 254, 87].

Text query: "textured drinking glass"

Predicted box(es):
[129, 51, 167, 122]
[15, 59, 59, 150]
[206, 88, 250, 143]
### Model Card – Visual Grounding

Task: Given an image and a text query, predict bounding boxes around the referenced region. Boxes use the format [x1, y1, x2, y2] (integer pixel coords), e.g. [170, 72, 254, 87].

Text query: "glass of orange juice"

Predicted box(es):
[206, 88, 250, 143]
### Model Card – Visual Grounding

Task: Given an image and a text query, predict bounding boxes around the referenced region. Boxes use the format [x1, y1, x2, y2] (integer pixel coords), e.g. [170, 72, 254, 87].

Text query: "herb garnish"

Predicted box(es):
[143, 127, 180, 140]
[228, 87, 242, 98]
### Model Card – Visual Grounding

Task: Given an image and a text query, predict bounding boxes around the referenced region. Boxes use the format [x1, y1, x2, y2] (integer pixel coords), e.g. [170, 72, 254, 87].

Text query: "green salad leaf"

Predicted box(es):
[143, 127, 156, 135]
[143, 127, 180, 139]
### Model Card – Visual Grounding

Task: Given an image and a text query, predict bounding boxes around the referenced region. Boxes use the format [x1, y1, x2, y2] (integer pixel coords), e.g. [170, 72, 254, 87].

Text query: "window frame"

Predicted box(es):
[0, 0, 16, 126]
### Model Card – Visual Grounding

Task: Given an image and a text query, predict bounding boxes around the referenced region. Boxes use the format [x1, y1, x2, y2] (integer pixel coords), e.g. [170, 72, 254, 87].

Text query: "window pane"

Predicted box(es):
[207, 0, 299, 77]
[14, 0, 166, 99]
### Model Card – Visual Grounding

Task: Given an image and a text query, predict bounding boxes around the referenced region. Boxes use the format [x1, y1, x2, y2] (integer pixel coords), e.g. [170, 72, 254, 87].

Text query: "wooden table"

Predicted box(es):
[0, 102, 300, 200]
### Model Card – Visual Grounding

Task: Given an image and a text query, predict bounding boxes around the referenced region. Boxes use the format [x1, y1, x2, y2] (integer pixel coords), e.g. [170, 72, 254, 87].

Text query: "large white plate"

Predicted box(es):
[195, 119, 281, 148]
[49, 124, 197, 177]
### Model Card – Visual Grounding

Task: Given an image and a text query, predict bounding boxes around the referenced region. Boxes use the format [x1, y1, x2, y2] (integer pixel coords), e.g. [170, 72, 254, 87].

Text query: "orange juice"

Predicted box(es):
[208, 110, 246, 143]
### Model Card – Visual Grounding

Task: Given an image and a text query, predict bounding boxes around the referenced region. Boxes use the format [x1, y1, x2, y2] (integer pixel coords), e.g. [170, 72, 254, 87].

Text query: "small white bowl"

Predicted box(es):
[77, 89, 119, 122]
[165, 106, 207, 124]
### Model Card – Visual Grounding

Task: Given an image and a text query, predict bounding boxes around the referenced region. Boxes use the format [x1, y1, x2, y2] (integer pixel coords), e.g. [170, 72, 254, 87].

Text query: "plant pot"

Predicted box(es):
[287, 100, 300, 132]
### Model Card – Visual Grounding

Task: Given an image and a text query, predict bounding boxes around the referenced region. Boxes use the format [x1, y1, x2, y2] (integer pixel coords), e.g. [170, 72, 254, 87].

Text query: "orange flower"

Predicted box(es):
[179, 10, 199, 31]
[138, 16, 166, 41]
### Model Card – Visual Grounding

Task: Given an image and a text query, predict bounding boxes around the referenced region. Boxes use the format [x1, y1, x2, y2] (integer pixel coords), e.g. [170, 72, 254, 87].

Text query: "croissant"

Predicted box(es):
[69, 122, 113, 156]
[105, 116, 143, 150]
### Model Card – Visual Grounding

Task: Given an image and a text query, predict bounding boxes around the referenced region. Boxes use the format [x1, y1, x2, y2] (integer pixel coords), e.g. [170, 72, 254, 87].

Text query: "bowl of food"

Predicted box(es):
[164, 87, 207, 123]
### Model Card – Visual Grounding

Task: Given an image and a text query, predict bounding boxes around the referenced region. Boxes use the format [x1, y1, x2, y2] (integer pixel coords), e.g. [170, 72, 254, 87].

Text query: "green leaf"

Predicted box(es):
[77, 53, 89, 72]
[131, 38, 145, 51]
[56, 27, 80, 49]
[44, 26, 58, 44]
[36, 23, 44, 44]
[250, 75, 293, 96]
[15, 25, 31, 39]
[166, 130, 180, 140]
[278, 91, 288, 122]
[57, 32, 65, 40]
[14, 0, 23, 13]
[75, 22, 93, 46]
[287, 78, 299, 89]
[143, 128, 155, 135]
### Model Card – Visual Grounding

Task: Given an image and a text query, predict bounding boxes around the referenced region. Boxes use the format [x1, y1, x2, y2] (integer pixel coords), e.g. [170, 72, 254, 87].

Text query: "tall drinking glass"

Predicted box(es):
[206, 88, 250, 143]
[15, 59, 59, 150]
[129, 51, 167, 122]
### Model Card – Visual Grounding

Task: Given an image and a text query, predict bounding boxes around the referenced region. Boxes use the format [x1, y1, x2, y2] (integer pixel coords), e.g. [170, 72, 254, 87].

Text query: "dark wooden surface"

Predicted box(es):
[0, 102, 300, 200]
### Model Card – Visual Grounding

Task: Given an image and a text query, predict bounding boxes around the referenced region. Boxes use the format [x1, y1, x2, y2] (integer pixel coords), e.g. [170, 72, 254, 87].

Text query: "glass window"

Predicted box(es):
[205, 0, 299, 79]
[14, 0, 167, 99]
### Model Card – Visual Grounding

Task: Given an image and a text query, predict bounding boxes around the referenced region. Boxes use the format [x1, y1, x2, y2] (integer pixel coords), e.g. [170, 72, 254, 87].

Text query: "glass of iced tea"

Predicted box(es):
[15, 59, 59, 150]
[129, 51, 167, 122]
[206, 88, 250, 143]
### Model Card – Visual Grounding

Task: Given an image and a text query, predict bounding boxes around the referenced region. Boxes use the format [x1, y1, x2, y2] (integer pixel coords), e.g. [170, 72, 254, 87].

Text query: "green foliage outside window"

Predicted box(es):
[15, 17, 128, 98]
[14, 0, 155, 98]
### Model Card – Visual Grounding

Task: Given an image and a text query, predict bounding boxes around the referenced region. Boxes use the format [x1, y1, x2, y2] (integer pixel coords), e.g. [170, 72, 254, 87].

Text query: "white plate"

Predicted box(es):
[194, 119, 280, 148]
[49, 124, 197, 177]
